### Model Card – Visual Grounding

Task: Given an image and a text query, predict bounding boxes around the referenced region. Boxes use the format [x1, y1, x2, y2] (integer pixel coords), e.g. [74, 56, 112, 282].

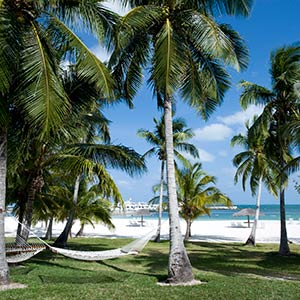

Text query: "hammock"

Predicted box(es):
[48, 227, 156, 261]
[6, 236, 46, 264]
[6, 220, 156, 262]
[6, 247, 45, 264]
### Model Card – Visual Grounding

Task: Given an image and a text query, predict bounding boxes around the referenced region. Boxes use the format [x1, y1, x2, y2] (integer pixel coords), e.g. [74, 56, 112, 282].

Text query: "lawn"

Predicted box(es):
[2, 238, 300, 300]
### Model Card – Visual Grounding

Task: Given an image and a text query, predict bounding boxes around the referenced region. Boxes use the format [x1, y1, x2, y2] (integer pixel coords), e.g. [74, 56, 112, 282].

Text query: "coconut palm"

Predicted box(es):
[111, 0, 252, 283]
[231, 119, 277, 246]
[7, 65, 115, 243]
[0, 0, 118, 284]
[176, 162, 232, 241]
[239, 45, 300, 255]
[137, 115, 198, 242]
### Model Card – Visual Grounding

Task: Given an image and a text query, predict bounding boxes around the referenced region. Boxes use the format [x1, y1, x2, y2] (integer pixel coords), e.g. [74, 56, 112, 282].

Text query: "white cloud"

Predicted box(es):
[198, 148, 215, 162]
[103, 1, 130, 15]
[218, 105, 264, 126]
[90, 45, 111, 62]
[218, 150, 228, 157]
[194, 124, 233, 141]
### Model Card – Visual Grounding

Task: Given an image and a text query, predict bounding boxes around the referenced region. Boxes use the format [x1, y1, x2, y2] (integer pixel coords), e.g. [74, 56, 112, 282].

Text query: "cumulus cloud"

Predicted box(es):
[103, 1, 130, 15]
[198, 148, 215, 162]
[194, 124, 233, 141]
[90, 45, 111, 62]
[184, 149, 215, 163]
[218, 105, 264, 126]
[218, 150, 228, 157]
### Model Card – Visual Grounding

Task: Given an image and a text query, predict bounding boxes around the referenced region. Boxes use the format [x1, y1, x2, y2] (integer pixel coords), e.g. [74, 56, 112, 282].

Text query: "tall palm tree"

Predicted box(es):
[239, 45, 300, 255]
[0, 1, 117, 284]
[176, 162, 232, 241]
[111, 0, 252, 283]
[137, 115, 198, 242]
[231, 119, 277, 246]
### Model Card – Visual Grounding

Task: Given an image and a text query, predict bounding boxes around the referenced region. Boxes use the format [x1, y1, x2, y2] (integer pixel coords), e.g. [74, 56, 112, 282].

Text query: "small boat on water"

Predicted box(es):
[112, 201, 159, 215]
[208, 205, 238, 210]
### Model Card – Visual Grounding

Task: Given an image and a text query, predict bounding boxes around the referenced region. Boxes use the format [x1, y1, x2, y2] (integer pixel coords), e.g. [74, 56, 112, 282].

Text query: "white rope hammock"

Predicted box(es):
[6, 248, 45, 264]
[49, 227, 156, 261]
[6, 220, 156, 263]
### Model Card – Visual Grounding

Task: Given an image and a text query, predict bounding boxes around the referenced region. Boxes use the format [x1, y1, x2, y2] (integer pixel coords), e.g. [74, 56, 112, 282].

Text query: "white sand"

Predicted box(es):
[4, 216, 300, 244]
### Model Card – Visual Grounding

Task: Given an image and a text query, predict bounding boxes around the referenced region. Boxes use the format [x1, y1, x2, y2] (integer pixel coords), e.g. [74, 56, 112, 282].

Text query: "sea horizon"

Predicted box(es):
[113, 204, 300, 222]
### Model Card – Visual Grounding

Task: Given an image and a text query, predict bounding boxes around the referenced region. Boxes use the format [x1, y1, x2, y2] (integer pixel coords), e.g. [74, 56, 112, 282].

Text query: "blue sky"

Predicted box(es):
[85, 1, 300, 205]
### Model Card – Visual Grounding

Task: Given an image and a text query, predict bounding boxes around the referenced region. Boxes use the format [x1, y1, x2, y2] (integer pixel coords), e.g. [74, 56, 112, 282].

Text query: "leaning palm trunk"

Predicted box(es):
[154, 160, 165, 243]
[164, 98, 194, 283]
[19, 175, 44, 242]
[279, 172, 290, 256]
[16, 201, 26, 242]
[76, 223, 85, 237]
[245, 176, 263, 246]
[54, 175, 80, 248]
[184, 219, 192, 242]
[45, 217, 53, 240]
[0, 131, 9, 284]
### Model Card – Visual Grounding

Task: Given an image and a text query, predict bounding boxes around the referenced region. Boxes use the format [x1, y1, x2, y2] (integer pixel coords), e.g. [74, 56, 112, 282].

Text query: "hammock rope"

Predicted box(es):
[6, 219, 156, 262]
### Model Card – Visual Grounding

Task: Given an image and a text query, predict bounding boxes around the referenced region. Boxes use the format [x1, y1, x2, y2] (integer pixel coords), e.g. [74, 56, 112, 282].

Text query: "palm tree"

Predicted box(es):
[74, 183, 115, 237]
[176, 162, 232, 241]
[111, 0, 252, 283]
[52, 147, 146, 248]
[239, 45, 300, 255]
[137, 115, 198, 242]
[231, 119, 277, 246]
[0, 1, 118, 283]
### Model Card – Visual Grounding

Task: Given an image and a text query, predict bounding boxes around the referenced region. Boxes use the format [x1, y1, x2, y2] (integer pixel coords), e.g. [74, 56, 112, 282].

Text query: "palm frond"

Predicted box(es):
[49, 15, 116, 99]
[15, 20, 69, 137]
[239, 80, 274, 109]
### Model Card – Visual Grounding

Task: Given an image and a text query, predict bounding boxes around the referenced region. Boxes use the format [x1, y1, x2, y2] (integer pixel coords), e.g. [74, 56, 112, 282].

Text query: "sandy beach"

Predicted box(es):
[4, 216, 300, 245]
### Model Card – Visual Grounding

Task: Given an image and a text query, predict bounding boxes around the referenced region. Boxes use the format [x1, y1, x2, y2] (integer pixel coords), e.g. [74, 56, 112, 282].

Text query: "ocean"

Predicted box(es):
[123, 205, 300, 222]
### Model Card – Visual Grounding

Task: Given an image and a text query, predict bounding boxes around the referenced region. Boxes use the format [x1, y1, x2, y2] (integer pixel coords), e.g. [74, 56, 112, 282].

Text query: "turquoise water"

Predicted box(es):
[120, 205, 300, 222]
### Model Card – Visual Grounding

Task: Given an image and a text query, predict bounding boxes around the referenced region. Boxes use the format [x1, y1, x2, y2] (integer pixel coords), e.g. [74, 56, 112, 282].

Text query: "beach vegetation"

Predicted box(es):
[111, 0, 253, 283]
[231, 118, 277, 246]
[239, 45, 300, 256]
[176, 161, 232, 241]
[0, 0, 127, 285]
[137, 115, 199, 242]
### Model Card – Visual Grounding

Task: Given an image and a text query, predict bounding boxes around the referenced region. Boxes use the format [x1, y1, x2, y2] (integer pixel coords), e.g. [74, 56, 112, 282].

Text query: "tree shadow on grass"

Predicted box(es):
[97, 251, 168, 283]
[38, 273, 124, 285]
[186, 241, 300, 281]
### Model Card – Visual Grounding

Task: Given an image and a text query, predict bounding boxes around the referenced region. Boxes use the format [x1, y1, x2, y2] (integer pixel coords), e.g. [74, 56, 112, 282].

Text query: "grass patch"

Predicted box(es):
[2, 238, 300, 300]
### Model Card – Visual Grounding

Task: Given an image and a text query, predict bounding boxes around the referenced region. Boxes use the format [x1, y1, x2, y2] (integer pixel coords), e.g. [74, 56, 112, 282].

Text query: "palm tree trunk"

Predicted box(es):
[45, 217, 53, 240]
[164, 97, 194, 284]
[54, 175, 80, 248]
[0, 130, 9, 285]
[154, 160, 165, 243]
[184, 219, 192, 242]
[15, 199, 26, 244]
[76, 223, 85, 237]
[279, 174, 290, 256]
[245, 175, 263, 246]
[19, 175, 43, 242]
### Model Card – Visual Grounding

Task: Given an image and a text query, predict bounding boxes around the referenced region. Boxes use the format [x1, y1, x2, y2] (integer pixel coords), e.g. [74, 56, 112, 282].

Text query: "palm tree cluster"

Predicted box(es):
[0, 0, 146, 285]
[0, 0, 256, 286]
[8, 0, 300, 287]
[232, 45, 300, 255]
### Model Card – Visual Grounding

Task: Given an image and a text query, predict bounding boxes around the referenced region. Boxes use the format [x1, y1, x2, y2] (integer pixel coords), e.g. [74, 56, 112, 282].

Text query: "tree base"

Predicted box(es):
[53, 234, 68, 248]
[244, 236, 256, 246]
[153, 233, 161, 243]
[0, 282, 26, 291]
[158, 279, 203, 286]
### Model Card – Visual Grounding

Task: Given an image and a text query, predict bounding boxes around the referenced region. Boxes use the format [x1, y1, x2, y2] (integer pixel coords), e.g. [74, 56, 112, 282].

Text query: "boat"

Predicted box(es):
[112, 200, 159, 215]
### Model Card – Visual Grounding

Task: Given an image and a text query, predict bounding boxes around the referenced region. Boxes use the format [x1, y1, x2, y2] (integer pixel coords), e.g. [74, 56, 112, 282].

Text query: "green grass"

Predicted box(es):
[2, 238, 300, 300]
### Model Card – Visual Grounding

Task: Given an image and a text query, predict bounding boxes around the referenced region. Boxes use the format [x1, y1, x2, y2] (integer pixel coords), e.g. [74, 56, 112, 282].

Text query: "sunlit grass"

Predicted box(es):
[3, 238, 300, 300]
